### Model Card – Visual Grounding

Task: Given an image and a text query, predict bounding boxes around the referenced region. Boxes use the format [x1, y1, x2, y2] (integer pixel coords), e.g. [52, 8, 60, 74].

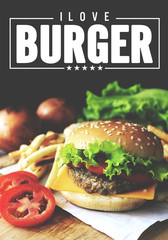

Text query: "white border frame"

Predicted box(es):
[9, 17, 160, 70]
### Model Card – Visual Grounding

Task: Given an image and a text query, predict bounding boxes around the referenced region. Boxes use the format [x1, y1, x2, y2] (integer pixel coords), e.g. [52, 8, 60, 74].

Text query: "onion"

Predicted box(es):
[36, 98, 77, 132]
[0, 106, 41, 152]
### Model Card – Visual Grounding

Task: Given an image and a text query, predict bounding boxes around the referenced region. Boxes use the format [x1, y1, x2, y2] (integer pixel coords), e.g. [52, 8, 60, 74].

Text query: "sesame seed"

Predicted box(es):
[143, 189, 147, 193]
[107, 130, 112, 134]
[104, 120, 111, 124]
[111, 128, 116, 131]
[140, 145, 143, 150]
[118, 138, 121, 143]
[138, 138, 142, 142]
[135, 143, 139, 146]
[147, 137, 151, 140]
[132, 127, 138, 131]
[116, 131, 123, 135]
[85, 130, 89, 135]
[131, 136, 134, 140]
[152, 142, 156, 145]
[104, 128, 108, 131]
[115, 126, 119, 129]
[130, 131, 134, 134]
[116, 121, 122, 124]
[147, 142, 150, 146]
[154, 136, 157, 140]
[122, 125, 127, 131]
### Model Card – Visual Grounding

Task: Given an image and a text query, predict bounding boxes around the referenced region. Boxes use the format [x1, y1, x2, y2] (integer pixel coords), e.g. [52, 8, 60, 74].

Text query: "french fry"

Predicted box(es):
[162, 140, 168, 162]
[21, 144, 62, 169]
[9, 132, 65, 161]
[24, 162, 48, 179]
[45, 144, 63, 188]
[24, 134, 46, 157]
[147, 125, 168, 142]
[10, 131, 65, 179]
[147, 125, 168, 161]
[8, 144, 28, 160]
[16, 135, 46, 170]
[46, 131, 56, 136]
[40, 132, 60, 146]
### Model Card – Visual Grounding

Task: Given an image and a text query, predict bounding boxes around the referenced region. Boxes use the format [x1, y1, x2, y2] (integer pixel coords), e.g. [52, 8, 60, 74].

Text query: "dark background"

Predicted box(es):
[0, 0, 167, 115]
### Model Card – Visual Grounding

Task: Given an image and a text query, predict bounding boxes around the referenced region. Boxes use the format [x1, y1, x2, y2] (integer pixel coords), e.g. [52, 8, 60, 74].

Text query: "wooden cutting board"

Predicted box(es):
[0, 155, 168, 240]
[0, 206, 168, 240]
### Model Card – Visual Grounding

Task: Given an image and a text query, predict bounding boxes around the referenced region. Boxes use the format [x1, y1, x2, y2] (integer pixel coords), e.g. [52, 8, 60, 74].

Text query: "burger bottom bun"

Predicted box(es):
[61, 191, 146, 212]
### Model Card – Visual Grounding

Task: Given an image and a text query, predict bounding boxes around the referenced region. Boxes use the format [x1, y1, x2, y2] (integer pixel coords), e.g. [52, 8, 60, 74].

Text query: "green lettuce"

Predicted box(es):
[79, 81, 168, 131]
[56, 140, 168, 182]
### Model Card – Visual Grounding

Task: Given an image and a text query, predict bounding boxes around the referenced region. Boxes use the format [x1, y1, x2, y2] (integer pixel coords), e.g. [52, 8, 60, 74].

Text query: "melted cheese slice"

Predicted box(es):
[51, 165, 156, 200]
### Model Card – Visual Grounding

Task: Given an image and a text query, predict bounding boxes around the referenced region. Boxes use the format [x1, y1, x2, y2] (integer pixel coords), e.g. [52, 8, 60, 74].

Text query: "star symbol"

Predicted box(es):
[98, 65, 103, 71]
[74, 65, 80, 71]
[82, 65, 87, 71]
[90, 65, 95, 71]
[67, 65, 72, 71]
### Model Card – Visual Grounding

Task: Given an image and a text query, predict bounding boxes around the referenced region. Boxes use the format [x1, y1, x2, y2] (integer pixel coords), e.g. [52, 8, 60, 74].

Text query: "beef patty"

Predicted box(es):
[68, 167, 149, 195]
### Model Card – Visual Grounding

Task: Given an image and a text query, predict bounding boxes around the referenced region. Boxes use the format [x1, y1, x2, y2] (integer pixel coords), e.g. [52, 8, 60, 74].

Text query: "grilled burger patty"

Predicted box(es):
[68, 167, 148, 195]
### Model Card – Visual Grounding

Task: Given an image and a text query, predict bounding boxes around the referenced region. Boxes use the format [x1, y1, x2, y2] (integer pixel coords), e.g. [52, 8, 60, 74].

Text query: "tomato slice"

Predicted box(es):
[68, 161, 107, 175]
[119, 173, 154, 184]
[67, 162, 84, 168]
[68, 161, 154, 184]
[0, 183, 56, 227]
[88, 162, 108, 175]
[0, 171, 39, 198]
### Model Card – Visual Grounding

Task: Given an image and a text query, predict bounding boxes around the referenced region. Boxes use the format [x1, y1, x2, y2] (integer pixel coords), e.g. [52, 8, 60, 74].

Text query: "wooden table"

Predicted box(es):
[0, 206, 168, 240]
[0, 156, 168, 240]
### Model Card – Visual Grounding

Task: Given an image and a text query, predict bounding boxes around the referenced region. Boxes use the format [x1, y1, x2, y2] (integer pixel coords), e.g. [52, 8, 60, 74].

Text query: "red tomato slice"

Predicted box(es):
[88, 162, 108, 175]
[0, 171, 39, 198]
[119, 173, 154, 184]
[67, 162, 84, 168]
[86, 162, 154, 184]
[68, 161, 107, 175]
[0, 183, 56, 227]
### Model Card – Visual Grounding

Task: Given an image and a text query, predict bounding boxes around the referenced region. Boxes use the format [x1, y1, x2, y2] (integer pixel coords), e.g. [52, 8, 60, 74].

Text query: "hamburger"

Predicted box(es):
[51, 119, 168, 211]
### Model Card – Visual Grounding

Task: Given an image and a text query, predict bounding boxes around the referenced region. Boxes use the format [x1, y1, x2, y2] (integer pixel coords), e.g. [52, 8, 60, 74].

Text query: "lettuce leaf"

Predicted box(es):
[56, 140, 168, 182]
[79, 81, 168, 131]
[148, 161, 168, 182]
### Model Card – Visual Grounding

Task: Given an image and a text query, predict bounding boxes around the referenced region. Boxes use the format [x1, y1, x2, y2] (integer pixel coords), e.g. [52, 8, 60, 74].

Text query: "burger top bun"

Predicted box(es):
[65, 119, 163, 161]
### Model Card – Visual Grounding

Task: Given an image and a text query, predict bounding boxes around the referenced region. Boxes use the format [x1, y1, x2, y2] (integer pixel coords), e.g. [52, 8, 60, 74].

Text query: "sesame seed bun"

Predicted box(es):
[65, 119, 163, 161]
[62, 119, 163, 211]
